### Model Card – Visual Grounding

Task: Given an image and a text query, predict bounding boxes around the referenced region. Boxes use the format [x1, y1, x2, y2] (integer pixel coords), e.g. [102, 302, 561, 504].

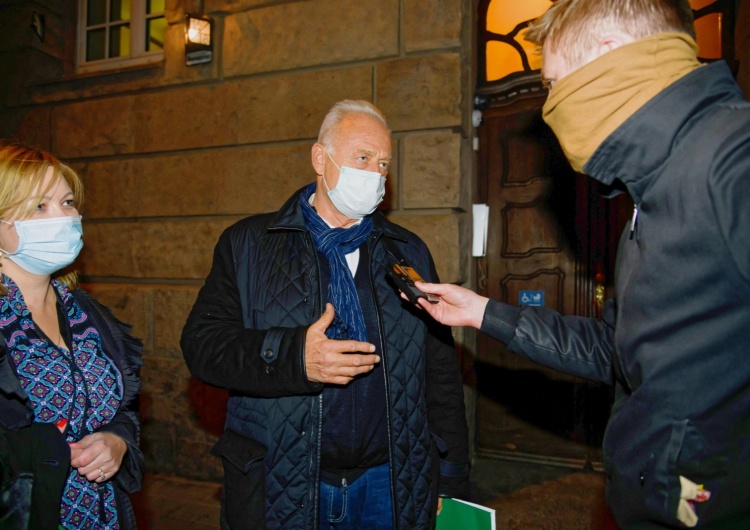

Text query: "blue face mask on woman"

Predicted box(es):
[1, 215, 83, 275]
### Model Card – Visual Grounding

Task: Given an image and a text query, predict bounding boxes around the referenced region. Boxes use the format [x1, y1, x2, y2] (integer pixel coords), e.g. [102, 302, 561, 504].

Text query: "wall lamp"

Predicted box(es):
[185, 13, 213, 66]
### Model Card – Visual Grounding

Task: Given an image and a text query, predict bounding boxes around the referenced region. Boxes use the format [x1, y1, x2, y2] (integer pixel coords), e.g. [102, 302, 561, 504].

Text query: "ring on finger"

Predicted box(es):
[99, 468, 106, 481]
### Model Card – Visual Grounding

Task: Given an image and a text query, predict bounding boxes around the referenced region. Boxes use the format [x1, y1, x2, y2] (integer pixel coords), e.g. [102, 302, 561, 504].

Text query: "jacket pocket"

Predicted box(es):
[211, 430, 267, 530]
[643, 419, 719, 526]
[430, 433, 470, 500]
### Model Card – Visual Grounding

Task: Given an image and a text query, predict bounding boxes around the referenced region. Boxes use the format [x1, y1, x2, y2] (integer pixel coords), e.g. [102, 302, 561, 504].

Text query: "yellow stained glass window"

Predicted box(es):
[691, 0, 724, 60]
[482, 0, 729, 86]
[484, 0, 551, 82]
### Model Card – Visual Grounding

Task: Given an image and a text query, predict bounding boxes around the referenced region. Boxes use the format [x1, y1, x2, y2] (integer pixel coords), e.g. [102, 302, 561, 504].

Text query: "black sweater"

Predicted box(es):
[319, 243, 389, 485]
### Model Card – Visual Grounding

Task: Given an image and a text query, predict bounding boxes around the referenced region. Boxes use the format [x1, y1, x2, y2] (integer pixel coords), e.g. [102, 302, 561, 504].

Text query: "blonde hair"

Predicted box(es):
[0, 142, 84, 292]
[317, 100, 389, 153]
[526, 0, 695, 70]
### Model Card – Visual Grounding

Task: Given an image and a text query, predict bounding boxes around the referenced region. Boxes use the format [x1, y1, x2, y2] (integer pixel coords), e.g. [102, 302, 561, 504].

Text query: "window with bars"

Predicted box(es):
[78, 0, 166, 73]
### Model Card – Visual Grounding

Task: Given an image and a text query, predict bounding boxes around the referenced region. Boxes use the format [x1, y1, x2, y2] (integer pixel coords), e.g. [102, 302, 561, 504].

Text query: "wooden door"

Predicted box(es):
[474, 96, 628, 467]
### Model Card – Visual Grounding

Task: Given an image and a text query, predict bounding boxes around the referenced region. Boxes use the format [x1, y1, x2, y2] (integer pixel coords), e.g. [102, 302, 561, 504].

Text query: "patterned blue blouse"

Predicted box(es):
[0, 276, 123, 529]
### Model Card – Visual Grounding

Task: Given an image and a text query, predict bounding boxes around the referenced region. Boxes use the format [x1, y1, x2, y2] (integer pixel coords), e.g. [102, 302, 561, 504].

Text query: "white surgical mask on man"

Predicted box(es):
[323, 150, 386, 220]
[1, 216, 83, 275]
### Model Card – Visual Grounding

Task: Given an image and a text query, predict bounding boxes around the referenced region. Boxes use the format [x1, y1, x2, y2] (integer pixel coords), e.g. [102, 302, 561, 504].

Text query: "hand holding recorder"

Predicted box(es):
[413, 281, 489, 329]
[387, 263, 439, 304]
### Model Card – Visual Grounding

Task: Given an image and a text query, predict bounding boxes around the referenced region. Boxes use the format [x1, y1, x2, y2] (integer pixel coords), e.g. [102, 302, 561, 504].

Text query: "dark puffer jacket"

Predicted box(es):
[181, 186, 469, 530]
[480, 62, 750, 529]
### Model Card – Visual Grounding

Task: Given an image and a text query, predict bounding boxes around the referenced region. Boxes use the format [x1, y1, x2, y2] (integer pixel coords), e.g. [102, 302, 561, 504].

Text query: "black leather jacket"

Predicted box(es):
[182, 186, 470, 529]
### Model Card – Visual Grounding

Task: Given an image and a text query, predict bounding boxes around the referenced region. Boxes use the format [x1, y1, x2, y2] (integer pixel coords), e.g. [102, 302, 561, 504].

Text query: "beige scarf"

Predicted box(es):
[543, 33, 702, 173]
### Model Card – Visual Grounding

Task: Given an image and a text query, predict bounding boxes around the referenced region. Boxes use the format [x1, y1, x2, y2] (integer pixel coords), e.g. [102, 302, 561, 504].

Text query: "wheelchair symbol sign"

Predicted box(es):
[519, 290, 544, 306]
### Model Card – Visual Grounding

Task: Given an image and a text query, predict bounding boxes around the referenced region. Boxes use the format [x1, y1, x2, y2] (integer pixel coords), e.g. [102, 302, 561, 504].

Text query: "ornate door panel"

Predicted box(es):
[475, 97, 616, 466]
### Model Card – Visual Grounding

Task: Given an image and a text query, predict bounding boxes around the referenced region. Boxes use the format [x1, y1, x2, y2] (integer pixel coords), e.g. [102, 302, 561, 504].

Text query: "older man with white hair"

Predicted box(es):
[182, 100, 469, 530]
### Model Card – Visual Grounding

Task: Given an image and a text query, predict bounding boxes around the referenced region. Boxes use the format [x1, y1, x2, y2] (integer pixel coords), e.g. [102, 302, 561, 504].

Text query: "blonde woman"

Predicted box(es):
[0, 143, 144, 529]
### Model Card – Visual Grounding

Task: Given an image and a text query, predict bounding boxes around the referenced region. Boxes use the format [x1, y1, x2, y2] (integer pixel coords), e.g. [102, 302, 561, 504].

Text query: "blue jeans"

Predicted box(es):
[319, 462, 394, 530]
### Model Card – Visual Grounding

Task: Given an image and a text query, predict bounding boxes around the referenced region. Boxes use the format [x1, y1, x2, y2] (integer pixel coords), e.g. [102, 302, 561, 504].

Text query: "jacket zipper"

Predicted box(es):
[618, 204, 639, 393]
[369, 233, 398, 529]
[303, 230, 324, 529]
[629, 204, 639, 240]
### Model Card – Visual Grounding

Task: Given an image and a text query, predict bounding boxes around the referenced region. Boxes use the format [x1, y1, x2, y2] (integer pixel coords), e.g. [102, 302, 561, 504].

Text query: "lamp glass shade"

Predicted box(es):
[185, 14, 213, 66]
[187, 16, 211, 45]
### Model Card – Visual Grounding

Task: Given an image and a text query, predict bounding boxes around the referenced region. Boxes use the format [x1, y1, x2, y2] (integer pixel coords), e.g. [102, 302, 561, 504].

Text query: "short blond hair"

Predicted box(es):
[0, 142, 84, 221]
[526, 0, 695, 69]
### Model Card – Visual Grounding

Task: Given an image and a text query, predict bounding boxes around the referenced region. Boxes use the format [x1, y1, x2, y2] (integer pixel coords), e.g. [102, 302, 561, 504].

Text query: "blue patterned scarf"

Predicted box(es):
[299, 184, 372, 342]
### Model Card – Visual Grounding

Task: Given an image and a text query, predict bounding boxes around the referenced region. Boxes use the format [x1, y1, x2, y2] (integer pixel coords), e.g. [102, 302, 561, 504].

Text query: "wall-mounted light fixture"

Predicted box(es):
[185, 13, 213, 66]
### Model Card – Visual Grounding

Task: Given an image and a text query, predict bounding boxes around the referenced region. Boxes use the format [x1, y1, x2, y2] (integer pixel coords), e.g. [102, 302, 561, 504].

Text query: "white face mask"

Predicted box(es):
[1, 216, 83, 276]
[323, 151, 386, 220]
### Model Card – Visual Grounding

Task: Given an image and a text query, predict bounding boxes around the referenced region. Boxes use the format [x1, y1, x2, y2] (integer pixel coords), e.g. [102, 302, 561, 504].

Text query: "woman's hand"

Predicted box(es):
[69, 432, 128, 483]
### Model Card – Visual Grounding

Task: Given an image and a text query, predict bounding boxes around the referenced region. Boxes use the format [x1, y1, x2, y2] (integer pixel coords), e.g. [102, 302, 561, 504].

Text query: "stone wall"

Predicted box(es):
[4, 0, 746, 484]
[0, 0, 474, 481]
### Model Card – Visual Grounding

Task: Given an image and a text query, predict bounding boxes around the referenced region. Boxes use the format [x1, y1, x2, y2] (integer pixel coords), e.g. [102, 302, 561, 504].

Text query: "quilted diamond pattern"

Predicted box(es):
[372, 243, 434, 529]
[225, 202, 444, 529]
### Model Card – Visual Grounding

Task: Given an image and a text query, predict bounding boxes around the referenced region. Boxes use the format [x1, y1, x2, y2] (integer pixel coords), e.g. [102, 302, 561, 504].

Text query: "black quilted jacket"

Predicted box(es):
[182, 186, 469, 529]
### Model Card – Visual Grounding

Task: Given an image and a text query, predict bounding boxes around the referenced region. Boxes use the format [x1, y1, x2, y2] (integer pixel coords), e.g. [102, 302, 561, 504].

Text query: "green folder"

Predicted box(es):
[436, 498, 496, 530]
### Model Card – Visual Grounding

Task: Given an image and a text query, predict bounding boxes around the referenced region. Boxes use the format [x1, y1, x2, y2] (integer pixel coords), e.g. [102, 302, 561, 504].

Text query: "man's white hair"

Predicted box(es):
[317, 100, 389, 153]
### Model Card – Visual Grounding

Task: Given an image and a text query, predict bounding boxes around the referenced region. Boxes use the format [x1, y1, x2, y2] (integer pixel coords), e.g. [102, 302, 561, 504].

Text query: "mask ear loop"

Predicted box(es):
[0, 220, 15, 258]
[0, 219, 14, 284]
[0, 220, 12, 264]
[322, 149, 343, 194]
[321, 174, 332, 193]
[325, 149, 342, 172]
